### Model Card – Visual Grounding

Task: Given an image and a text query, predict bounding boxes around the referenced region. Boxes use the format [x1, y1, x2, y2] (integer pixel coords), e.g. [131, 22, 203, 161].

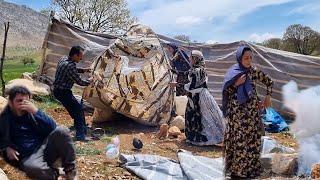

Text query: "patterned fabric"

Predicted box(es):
[171, 46, 191, 96]
[224, 67, 273, 178]
[171, 53, 190, 72]
[184, 57, 225, 146]
[175, 73, 189, 96]
[53, 57, 90, 90]
[222, 46, 253, 116]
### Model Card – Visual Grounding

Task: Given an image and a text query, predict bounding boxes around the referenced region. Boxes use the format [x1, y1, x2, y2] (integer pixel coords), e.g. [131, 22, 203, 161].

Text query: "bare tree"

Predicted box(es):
[262, 38, 282, 50]
[52, 0, 136, 33]
[173, 34, 191, 42]
[1, 22, 9, 96]
[282, 24, 320, 55]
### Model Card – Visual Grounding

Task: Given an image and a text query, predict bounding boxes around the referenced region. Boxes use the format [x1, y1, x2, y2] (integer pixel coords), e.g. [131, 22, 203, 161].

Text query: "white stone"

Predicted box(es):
[6, 79, 50, 96]
[171, 115, 185, 130]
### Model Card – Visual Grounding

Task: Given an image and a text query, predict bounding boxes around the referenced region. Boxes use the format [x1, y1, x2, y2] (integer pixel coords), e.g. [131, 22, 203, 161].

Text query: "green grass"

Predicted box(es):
[76, 142, 103, 156]
[3, 60, 39, 82]
[2, 47, 41, 83]
[33, 95, 61, 111]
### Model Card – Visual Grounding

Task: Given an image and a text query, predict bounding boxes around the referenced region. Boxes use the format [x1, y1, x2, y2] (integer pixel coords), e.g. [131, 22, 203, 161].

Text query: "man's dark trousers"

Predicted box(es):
[53, 89, 87, 140]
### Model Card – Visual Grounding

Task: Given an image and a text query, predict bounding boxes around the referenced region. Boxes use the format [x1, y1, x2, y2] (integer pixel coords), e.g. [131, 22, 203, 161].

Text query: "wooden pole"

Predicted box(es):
[1, 22, 9, 96]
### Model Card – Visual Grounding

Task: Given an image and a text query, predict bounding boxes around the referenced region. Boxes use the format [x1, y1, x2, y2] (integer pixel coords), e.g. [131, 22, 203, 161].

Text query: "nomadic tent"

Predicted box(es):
[38, 16, 320, 125]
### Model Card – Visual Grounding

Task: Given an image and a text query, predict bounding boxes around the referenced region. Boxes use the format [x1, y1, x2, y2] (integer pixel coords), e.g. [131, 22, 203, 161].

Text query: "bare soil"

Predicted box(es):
[0, 106, 298, 180]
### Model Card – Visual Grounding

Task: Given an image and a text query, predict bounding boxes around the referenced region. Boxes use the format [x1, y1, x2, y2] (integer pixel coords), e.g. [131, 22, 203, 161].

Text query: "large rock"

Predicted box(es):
[0, 168, 8, 180]
[0, 96, 7, 112]
[6, 79, 50, 96]
[261, 153, 298, 176]
[170, 115, 185, 130]
[175, 96, 188, 117]
[168, 126, 181, 137]
[272, 153, 298, 175]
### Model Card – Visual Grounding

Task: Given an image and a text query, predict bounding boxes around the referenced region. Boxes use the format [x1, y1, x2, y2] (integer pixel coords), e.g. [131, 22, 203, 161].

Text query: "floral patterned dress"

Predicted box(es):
[224, 67, 273, 178]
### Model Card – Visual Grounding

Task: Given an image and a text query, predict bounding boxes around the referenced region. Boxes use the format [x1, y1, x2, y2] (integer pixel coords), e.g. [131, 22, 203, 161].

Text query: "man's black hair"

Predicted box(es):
[7, 86, 31, 101]
[69, 46, 84, 57]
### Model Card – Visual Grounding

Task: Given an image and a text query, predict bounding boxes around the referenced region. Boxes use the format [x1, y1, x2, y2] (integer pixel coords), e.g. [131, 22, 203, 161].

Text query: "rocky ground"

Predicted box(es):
[0, 103, 299, 180]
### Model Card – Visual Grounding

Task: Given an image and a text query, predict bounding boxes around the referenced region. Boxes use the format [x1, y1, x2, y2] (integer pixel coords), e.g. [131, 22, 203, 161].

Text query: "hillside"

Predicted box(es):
[0, 0, 48, 48]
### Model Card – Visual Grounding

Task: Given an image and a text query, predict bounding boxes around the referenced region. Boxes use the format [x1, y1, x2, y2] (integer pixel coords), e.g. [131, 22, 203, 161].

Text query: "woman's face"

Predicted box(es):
[190, 56, 195, 66]
[241, 50, 252, 68]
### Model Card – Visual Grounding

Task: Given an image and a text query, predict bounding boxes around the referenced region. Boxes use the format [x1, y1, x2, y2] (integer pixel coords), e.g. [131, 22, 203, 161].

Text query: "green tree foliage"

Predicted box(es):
[52, 0, 136, 34]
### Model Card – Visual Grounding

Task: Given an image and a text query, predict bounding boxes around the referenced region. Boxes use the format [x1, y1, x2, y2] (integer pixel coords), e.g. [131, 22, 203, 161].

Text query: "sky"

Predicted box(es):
[7, 0, 320, 43]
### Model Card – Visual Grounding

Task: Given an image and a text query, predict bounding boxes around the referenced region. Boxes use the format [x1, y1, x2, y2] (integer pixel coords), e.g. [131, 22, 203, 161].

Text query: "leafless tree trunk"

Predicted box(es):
[1, 22, 9, 96]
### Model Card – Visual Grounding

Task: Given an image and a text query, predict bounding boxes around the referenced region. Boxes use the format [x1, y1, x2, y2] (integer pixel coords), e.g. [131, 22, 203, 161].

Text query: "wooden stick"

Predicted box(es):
[1, 22, 9, 96]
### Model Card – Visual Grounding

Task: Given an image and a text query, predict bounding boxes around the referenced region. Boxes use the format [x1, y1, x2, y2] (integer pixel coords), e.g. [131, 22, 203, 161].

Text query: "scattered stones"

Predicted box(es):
[123, 171, 131, 176]
[157, 124, 169, 139]
[178, 133, 186, 141]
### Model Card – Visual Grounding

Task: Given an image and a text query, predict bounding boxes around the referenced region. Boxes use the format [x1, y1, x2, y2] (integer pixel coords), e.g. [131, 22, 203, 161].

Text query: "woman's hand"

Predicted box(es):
[234, 74, 246, 87]
[263, 95, 271, 108]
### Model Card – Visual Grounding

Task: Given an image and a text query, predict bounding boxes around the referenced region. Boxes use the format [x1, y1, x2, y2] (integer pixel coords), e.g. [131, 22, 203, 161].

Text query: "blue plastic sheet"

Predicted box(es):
[262, 107, 289, 133]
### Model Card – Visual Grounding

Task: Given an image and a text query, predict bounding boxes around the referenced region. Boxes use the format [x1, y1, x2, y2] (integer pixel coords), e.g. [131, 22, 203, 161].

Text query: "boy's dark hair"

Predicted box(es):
[8, 86, 31, 101]
[69, 46, 84, 57]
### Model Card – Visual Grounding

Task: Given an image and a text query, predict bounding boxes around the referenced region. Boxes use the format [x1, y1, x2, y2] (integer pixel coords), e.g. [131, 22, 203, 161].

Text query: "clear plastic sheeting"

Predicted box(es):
[120, 150, 224, 180]
[261, 136, 295, 154]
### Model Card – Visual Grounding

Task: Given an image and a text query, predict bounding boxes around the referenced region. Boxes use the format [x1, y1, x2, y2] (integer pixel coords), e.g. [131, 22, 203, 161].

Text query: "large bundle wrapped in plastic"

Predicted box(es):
[83, 25, 174, 126]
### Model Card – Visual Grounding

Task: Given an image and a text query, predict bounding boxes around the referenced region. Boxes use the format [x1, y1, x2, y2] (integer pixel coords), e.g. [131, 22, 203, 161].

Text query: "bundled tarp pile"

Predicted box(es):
[38, 16, 174, 125]
[37, 16, 320, 124]
[83, 25, 174, 125]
